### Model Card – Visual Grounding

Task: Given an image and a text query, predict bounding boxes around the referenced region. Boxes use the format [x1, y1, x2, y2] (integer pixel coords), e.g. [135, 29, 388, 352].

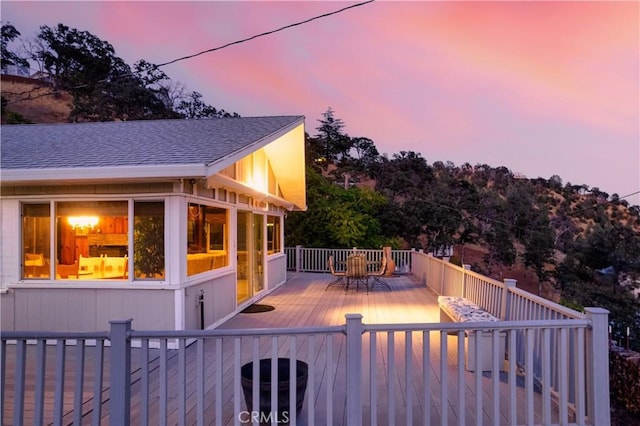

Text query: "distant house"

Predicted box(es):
[0, 116, 306, 331]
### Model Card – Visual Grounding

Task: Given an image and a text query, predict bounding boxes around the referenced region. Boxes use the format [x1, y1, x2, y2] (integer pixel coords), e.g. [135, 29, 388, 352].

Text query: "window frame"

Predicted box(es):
[19, 198, 166, 283]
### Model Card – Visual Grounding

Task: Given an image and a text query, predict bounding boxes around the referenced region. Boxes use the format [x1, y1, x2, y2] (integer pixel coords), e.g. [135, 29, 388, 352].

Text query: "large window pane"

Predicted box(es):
[134, 201, 165, 280]
[267, 215, 281, 254]
[56, 201, 128, 280]
[187, 203, 229, 276]
[22, 203, 51, 279]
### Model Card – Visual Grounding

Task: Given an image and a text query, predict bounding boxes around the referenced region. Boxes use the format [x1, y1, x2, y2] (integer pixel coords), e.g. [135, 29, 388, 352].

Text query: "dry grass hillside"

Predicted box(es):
[1, 74, 72, 123]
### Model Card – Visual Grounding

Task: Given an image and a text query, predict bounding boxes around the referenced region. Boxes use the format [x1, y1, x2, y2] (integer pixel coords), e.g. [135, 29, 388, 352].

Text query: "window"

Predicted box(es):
[22, 203, 51, 279]
[20, 200, 165, 281]
[187, 203, 229, 276]
[134, 201, 165, 280]
[57, 201, 128, 280]
[266, 215, 281, 254]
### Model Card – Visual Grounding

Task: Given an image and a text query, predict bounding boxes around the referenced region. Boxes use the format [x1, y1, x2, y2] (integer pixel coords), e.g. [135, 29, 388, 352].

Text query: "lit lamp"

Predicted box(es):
[67, 216, 99, 233]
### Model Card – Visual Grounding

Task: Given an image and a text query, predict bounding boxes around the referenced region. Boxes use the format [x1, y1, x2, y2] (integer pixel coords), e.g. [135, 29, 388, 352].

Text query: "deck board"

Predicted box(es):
[2, 272, 567, 425]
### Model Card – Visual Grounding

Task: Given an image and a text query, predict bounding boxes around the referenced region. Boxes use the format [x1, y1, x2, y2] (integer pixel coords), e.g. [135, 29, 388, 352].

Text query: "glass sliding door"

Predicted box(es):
[236, 211, 265, 304]
[252, 214, 264, 294]
[237, 211, 250, 303]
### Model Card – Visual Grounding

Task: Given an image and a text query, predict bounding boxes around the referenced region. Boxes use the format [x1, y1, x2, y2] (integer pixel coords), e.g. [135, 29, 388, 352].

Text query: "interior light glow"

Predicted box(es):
[67, 216, 99, 229]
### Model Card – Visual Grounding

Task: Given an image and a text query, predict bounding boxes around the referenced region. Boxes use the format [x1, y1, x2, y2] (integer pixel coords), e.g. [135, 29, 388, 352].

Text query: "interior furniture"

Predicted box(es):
[56, 260, 79, 279]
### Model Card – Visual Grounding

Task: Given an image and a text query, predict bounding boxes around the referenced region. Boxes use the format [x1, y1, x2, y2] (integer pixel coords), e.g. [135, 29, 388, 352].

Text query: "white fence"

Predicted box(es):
[1, 249, 611, 425]
[285, 246, 413, 273]
[1, 312, 610, 426]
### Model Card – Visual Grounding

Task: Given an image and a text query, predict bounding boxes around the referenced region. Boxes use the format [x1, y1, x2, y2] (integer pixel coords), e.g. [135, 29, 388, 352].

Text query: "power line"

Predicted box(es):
[156, 0, 375, 68]
[5, 0, 375, 105]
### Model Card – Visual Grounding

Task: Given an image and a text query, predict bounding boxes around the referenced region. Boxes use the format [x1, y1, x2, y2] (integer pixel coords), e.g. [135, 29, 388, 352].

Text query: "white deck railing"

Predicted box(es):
[285, 246, 413, 273]
[1, 248, 611, 425]
[2, 313, 610, 425]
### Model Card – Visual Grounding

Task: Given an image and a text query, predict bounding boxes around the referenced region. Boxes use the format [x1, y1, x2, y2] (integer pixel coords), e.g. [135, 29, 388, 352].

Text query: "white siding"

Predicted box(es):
[0, 199, 20, 288]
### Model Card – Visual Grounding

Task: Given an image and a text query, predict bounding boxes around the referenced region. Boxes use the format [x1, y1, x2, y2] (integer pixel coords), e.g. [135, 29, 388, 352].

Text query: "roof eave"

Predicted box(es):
[0, 164, 208, 186]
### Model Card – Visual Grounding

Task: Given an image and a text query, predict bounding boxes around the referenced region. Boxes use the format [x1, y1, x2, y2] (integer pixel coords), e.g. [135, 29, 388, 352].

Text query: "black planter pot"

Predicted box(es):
[240, 358, 309, 420]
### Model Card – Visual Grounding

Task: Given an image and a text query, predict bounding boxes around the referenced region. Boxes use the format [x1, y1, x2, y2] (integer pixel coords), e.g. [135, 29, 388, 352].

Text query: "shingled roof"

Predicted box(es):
[1, 116, 303, 170]
[1, 116, 307, 210]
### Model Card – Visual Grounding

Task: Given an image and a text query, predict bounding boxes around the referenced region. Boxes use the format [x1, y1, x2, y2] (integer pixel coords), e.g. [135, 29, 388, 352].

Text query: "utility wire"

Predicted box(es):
[5, 0, 375, 104]
[156, 0, 375, 68]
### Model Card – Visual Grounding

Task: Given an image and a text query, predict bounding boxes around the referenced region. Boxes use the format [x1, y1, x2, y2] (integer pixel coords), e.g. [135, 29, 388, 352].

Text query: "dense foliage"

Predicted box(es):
[286, 108, 640, 350]
[1, 22, 238, 122]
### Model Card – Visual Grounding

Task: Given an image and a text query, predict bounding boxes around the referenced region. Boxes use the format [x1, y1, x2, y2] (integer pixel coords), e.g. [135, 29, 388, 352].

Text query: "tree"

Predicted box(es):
[285, 167, 389, 248]
[31, 24, 182, 121]
[175, 91, 239, 119]
[1, 23, 29, 70]
[315, 107, 351, 165]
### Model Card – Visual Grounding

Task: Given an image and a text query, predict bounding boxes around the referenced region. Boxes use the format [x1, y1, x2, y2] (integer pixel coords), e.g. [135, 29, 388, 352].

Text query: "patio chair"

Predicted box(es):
[325, 255, 346, 291]
[368, 256, 391, 291]
[346, 254, 368, 293]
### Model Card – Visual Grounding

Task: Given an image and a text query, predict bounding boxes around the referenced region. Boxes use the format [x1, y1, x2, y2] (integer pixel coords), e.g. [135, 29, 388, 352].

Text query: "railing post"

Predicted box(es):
[295, 245, 302, 273]
[110, 319, 132, 426]
[440, 257, 446, 295]
[584, 307, 611, 426]
[345, 313, 363, 426]
[501, 279, 516, 320]
[462, 264, 471, 298]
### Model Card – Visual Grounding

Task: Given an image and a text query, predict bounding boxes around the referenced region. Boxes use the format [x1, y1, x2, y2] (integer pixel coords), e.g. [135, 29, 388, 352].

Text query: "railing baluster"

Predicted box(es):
[492, 330, 500, 426]
[387, 331, 395, 426]
[289, 335, 298, 426]
[369, 331, 377, 426]
[251, 337, 259, 426]
[141, 338, 149, 426]
[34, 339, 47, 425]
[73, 339, 86, 425]
[215, 338, 223, 426]
[457, 330, 465, 426]
[542, 328, 552, 425]
[508, 329, 517, 426]
[559, 327, 569, 424]
[307, 335, 316, 426]
[159, 339, 168, 426]
[525, 329, 534, 426]
[474, 331, 482, 426]
[406, 331, 415, 424]
[0, 339, 5, 426]
[178, 337, 186, 426]
[53, 338, 66, 426]
[234, 337, 242, 426]
[13, 339, 26, 426]
[197, 338, 205, 426]
[440, 331, 448, 425]
[91, 339, 104, 426]
[326, 334, 334, 426]
[575, 327, 586, 425]
[270, 336, 278, 426]
[422, 331, 430, 426]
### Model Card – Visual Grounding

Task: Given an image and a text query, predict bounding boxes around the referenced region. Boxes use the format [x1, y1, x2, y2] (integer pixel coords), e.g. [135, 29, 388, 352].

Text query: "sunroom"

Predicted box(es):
[0, 116, 306, 332]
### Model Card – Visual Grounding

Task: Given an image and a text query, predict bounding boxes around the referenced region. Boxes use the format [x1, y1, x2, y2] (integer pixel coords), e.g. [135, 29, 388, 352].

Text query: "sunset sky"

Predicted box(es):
[3, 1, 639, 205]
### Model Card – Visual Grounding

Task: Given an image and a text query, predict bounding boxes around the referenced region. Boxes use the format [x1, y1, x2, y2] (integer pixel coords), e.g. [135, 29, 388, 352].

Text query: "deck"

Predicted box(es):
[3, 272, 565, 425]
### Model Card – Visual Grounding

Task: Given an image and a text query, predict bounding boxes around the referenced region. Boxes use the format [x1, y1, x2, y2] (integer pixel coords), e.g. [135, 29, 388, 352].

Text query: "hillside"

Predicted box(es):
[1, 74, 72, 124]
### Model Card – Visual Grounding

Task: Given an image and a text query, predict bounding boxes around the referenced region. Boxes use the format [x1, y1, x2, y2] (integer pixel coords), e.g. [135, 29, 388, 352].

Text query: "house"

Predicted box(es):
[0, 116, 306, 332]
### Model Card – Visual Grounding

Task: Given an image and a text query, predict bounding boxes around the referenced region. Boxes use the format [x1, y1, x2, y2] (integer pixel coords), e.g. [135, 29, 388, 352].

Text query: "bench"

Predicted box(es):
[437, 296, 506, 372]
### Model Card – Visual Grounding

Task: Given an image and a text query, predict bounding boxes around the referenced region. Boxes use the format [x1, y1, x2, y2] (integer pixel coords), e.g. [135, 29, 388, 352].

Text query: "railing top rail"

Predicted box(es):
[130, 324, 344, 339]
[1, 331, 110, 340]
[365, 318, 590, 333]
[509, 286, 586, 319]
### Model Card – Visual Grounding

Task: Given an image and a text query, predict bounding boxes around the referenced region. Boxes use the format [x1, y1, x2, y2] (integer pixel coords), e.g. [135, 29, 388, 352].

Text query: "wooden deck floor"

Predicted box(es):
[3, 272, 564, 425]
